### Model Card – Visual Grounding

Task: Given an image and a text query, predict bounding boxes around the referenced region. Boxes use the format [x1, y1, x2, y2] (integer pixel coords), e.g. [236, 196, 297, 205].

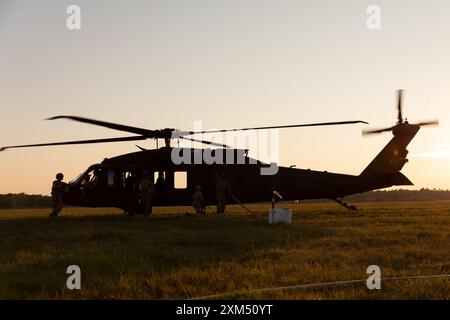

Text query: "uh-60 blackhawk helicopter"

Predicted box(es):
[1, 90, 438, 215]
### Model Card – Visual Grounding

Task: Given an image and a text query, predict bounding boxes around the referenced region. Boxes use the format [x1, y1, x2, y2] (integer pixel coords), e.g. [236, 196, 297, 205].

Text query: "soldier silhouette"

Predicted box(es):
[49, 173, 66, 217]
[139, 171, 153, 216]
[192, 185, 205, 216]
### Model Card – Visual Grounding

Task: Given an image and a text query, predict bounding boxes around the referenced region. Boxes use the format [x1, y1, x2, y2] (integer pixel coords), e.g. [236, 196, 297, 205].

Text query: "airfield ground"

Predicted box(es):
[0, 201, 449, 299]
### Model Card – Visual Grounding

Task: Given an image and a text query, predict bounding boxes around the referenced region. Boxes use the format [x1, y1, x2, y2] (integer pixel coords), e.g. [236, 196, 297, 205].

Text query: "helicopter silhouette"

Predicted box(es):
[1, 90, 438, 215]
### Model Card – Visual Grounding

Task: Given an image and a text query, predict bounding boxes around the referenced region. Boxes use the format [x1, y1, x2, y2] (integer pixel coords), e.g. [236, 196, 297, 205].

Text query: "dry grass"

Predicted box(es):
[0, 201, 449, 299]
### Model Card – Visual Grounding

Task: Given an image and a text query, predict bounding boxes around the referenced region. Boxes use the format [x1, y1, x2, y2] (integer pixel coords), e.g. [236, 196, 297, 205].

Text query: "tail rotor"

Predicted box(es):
[362, 90, 439, 136]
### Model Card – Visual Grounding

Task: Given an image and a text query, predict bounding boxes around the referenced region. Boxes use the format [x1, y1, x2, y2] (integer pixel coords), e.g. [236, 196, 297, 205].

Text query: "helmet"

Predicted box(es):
[56, 173, 64, 180]
[195, 185, 202, 191]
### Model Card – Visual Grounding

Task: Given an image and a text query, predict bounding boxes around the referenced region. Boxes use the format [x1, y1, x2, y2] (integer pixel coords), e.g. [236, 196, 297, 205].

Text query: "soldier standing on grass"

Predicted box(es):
[192, 185, 205, 216]
[215, 172, 230, 214]
[139, 171, 154, 216]
[49, 173, 66, 217]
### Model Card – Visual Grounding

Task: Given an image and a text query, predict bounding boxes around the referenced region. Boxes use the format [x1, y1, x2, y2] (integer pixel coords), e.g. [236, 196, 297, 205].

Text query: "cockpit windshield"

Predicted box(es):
[70, 164, 103, 185]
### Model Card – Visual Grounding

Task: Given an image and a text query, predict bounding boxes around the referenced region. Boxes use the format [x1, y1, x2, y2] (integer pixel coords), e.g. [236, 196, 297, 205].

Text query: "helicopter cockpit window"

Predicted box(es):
[107, 170, 115, 187]
[124, 171, 137, 190]
[76, 166, 105, 189]
[174, 171, 187, 189]
[80, 174, 91, 188]
[154, 171, 166, 185]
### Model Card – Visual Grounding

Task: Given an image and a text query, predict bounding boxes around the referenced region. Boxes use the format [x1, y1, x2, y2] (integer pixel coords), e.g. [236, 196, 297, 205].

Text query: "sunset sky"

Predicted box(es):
[1, 0, 449, 195]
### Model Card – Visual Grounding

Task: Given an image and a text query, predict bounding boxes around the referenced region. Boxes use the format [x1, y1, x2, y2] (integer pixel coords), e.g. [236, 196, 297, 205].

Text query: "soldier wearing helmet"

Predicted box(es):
[49, 173, 66, 217]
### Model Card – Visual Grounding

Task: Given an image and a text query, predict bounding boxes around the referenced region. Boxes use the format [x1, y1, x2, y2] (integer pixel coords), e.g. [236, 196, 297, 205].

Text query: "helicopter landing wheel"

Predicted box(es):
[124, 211, 136, 217]
[143, 205, 153, 217]
[124, 205, 138, 217]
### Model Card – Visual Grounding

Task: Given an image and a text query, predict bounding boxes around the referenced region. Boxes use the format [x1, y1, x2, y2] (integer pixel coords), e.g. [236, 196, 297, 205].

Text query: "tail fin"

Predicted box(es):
[360, 125, 420, 181]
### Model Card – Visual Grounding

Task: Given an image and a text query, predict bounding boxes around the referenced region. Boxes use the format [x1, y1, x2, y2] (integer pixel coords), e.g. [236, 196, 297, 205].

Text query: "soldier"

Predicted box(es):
[49, 173, 66, 217]
[192, 185, 205, 216]
[215, 172, 229, 214]
[139, 171, 153, 216]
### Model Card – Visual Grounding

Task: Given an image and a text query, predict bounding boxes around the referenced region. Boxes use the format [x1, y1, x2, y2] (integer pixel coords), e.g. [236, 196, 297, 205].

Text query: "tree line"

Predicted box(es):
[0, 193, 52, 209]
[346, 188, 450, 202]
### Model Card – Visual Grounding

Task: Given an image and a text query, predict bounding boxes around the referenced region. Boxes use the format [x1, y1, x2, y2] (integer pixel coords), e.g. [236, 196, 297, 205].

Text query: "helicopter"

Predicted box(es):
[1, 90, 438, 215]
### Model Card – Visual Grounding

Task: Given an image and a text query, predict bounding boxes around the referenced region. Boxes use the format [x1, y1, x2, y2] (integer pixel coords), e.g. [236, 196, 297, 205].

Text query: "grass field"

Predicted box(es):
[0, 201, 449, 299]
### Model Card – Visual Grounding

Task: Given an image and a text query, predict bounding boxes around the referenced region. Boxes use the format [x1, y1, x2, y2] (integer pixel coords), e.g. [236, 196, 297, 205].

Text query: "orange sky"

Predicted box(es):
[0, 0, 449, 195]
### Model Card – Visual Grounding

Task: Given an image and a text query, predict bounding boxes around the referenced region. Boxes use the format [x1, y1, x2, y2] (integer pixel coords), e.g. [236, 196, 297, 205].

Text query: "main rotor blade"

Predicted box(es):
[397, 89, 403, 123]
[0, 136, 147, 152]
[187, 120, 369, 135]
[47, 115, 161, 138]
[415, 119, 439, 127]
[180, 137, 231, 148]
[362, 126, 395, 135]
